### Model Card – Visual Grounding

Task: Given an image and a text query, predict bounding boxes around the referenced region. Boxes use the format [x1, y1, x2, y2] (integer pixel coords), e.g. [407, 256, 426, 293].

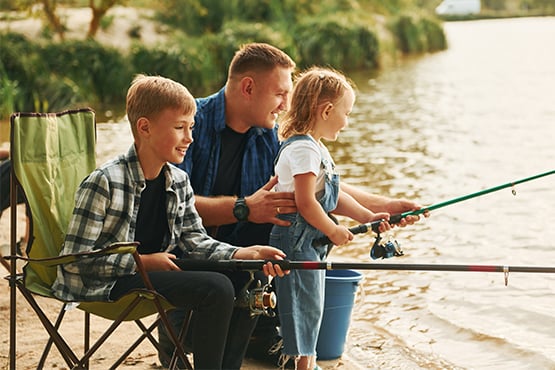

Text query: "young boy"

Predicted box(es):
[51, 74, 286, 369]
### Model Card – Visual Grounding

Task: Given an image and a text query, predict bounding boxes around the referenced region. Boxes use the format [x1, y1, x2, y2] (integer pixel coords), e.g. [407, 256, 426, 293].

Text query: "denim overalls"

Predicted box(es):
[269, 135, 340, 358]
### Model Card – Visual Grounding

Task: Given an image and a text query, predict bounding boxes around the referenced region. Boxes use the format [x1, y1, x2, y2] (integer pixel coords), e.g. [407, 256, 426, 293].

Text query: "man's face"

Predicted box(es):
[250, 67, 293, 130]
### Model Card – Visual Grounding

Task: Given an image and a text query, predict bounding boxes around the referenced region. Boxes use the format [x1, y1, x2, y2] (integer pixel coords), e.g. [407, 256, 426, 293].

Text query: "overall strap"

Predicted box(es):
[274, 134, 318, 166]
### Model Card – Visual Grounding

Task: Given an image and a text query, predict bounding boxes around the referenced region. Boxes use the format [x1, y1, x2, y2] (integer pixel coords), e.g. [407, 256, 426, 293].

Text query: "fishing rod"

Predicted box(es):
[175, 259, 555, 286]
[313, 169, 555, 248]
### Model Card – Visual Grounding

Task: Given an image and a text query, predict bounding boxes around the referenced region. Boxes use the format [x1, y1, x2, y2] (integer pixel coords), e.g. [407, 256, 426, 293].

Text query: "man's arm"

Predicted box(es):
[194, 176, 296, 227]
[340, 182, 426, 226]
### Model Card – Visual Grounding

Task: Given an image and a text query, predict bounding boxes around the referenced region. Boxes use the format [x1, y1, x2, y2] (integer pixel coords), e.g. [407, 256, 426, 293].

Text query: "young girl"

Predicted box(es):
[270, 67, 390, 370]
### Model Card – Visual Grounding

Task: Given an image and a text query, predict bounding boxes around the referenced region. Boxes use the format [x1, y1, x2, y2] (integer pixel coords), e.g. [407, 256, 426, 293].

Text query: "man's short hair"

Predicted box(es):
[228, 43, 296, 79]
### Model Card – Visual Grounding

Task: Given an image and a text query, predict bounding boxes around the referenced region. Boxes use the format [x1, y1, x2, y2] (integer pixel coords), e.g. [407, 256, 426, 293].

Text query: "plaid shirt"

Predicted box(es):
[52, 145, 238, 302]
[179, 87, 280, 197]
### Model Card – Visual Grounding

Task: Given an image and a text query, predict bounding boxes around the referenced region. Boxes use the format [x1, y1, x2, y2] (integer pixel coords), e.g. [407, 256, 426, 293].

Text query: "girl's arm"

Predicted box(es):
[333, 189, 389, 224]
[295, 172, 352, 246]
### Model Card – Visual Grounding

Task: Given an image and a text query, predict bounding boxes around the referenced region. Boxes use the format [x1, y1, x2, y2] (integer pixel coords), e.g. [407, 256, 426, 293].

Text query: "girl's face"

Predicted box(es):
[319, 88, 355, 141]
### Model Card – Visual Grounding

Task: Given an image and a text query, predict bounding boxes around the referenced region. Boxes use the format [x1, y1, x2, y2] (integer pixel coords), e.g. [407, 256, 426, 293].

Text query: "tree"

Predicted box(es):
[87, 0, 119, 38]
[41, 0, 65, 40]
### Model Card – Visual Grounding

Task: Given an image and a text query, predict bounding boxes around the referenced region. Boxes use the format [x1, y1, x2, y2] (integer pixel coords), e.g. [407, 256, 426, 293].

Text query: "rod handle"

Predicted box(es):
[312, 219, 384, 247]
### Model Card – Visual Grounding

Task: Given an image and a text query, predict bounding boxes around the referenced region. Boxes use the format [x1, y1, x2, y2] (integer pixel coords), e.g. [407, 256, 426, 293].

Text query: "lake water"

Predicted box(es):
[1, 16, 554, 370]
[330, 17, 555, 369]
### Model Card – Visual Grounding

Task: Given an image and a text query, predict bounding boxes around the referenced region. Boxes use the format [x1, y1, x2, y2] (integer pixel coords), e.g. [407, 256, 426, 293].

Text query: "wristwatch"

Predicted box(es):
[233, 197, 249, 222]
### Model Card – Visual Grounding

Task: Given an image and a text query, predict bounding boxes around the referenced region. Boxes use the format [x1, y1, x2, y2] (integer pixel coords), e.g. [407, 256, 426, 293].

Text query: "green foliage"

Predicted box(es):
[0, 1, 448, 119]
[130, 41, 211, 95]
[156, 0, 227, 35]
[100, 14, 114, 31]
[225, 0, 314, 23]
[0, 33, 85, 115]
[390, 13, 446, 54]
[294, 15, 380, 70]
[39, 39, 131, 104]
[419, 16, 447, 51]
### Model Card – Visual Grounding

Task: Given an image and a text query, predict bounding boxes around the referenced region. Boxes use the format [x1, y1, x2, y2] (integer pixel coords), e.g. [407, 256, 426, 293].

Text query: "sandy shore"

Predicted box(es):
[0, 208, 376, 369]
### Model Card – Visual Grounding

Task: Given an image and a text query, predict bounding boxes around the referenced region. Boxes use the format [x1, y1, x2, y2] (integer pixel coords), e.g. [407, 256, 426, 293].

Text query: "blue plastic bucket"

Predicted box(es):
[316, 269, 362, 360]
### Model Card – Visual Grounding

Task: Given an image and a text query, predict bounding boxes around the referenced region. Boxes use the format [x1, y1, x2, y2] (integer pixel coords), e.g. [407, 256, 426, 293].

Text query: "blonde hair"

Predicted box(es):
[228, 42, 295, 80]
[126, 74, 195, 136]
[279, 67, 355, 140]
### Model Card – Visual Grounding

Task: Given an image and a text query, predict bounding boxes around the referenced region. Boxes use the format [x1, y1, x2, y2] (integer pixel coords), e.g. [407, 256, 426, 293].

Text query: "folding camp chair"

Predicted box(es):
[4, 109, 192, 369]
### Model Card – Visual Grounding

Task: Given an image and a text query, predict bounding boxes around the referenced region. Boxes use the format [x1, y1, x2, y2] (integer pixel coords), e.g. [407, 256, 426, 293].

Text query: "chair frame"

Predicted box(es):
[4, 109, 193, 370]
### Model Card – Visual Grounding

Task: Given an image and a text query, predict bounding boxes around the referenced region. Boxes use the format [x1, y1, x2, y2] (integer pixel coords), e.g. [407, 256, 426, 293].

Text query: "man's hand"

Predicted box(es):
[386, 199, 430, 227]
[246, 176, 296, 226]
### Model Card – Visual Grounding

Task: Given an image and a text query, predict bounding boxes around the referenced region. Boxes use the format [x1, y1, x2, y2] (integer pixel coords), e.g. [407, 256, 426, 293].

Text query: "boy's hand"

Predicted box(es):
[234, 245, 289, 277]
[139, 252, 179, 271]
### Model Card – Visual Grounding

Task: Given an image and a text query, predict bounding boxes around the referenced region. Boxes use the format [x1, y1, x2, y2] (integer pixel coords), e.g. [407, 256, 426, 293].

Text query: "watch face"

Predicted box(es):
[233, 199, 249, 221]
[234, 205, 248, 219]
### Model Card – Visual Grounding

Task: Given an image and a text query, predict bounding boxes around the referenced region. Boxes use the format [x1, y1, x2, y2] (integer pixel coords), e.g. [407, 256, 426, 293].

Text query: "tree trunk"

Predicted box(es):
[41, 0, 65, 40]
[87, 0, 118, 38]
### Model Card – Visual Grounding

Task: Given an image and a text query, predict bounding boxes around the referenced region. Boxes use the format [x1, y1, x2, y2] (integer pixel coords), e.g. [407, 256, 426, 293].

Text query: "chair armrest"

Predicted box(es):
[2, 242, 139, 267]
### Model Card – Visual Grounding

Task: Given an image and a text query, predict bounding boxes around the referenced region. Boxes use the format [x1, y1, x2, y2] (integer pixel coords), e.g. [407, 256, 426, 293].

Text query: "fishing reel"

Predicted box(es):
[235, 271, 277, 317]
[370, 232, 403, 260]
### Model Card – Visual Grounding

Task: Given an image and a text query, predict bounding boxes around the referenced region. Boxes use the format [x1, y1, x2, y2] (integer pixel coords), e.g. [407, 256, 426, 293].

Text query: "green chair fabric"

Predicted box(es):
[6, 108, 191, 369]
[11, 108, 96, 295]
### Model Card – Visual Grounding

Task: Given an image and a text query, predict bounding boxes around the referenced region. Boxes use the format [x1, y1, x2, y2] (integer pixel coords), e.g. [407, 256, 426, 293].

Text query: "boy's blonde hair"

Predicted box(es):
[228, 42, 295, 81]
[126, 74, 195, 136]
[279, 66, 355, 140]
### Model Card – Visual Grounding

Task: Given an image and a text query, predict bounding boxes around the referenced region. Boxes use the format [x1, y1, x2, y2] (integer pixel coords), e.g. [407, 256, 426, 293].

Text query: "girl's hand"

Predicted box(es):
[328, 225, 354, 246]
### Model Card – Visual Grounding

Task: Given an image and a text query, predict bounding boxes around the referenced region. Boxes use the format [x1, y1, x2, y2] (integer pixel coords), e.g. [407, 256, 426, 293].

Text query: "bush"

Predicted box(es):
[130, 41, 210, 95]
[39, 39, 131, 104]
[293, 15, 380, 70]
[0, 33, 83, 116]
[199, 21, 297, 88]
[390, 14, 446, 54]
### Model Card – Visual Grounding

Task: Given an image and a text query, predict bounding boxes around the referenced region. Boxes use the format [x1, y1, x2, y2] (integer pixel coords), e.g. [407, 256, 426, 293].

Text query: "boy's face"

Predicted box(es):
[145, 107, 195, 166]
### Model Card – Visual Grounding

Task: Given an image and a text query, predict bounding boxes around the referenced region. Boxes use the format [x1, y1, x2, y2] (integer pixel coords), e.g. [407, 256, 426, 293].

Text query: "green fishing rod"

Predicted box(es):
[313, 169, 555, 247]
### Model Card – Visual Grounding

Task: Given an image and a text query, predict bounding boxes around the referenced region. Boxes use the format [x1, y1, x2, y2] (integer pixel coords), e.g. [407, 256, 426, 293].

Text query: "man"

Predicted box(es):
[159, 42, 297, 370]
[161, 42, 425, 368]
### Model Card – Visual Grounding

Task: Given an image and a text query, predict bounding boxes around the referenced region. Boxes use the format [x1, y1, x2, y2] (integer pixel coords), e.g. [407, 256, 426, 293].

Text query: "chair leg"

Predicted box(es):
[109, 319, 160, 369]
[168, 309, 193, 370]
[76, 295, 145, 368]
[84, 311, 90, 370]
[37, 305, 68, 368]
[16, 284, 80, 367]
[158, 309, 193, 370]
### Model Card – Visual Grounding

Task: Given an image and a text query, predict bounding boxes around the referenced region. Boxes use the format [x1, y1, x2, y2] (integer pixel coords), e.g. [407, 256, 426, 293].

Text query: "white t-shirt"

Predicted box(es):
[275, 136, 334, 195]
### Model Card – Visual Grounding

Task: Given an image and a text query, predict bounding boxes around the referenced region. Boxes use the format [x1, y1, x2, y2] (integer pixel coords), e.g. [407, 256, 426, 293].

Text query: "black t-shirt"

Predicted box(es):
[212, 126, 273, 246]
[135, 172, 169, 254]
